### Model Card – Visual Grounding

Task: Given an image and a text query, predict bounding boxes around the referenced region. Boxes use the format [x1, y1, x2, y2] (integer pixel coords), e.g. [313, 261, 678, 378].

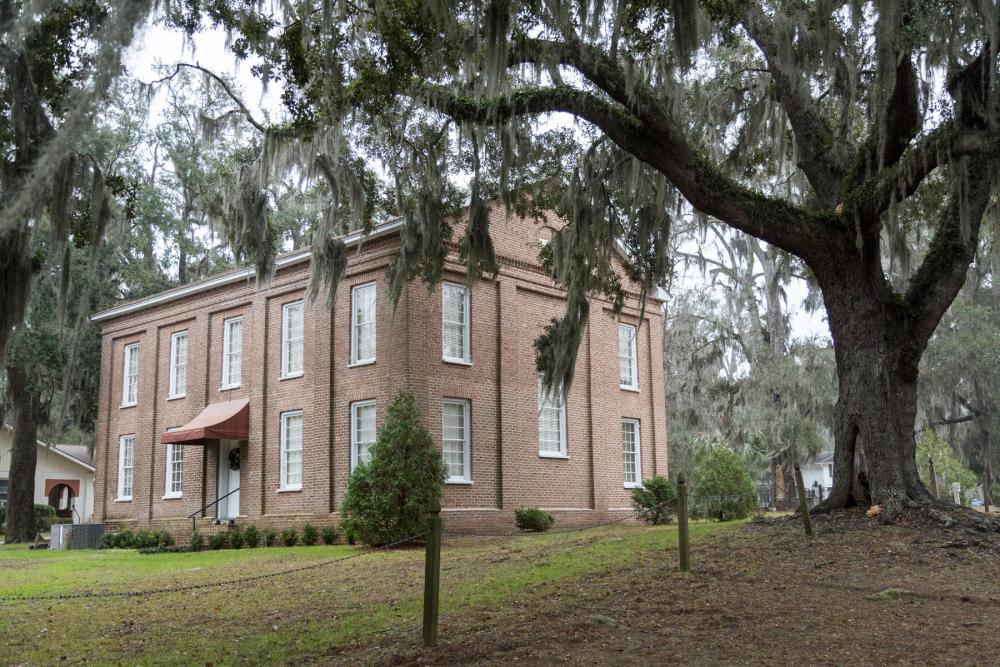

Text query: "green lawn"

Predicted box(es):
[0, 521, 735, 665]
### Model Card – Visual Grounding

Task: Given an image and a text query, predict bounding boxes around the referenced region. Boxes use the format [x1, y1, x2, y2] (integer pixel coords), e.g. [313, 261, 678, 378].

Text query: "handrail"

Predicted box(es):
[188, 487, 240, 534]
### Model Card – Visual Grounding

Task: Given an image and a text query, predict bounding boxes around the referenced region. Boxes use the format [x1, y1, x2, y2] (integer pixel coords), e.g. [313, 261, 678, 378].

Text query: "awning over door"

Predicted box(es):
[161, 399, 249, 445]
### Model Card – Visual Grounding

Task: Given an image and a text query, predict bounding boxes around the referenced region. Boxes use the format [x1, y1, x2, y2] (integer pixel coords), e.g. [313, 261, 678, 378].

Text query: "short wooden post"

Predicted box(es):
[793, 464, 813, 537]
[422, 498, 442, 648]
[677, 474, 690, 572]
[928, 458, 939, 499]
[982, 468, 992, 514]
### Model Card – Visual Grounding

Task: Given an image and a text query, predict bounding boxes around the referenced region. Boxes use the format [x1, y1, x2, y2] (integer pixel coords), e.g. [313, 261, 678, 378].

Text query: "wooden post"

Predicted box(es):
[677, 474, 690, 572]
[983, 468, 992, 514]
[928, 458, 939, 499]
[422, 498, 442, 648]
[793, 464, 813, 537]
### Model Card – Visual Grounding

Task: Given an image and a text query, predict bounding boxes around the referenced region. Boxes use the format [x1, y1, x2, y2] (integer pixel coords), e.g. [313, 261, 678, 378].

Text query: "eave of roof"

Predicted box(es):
[91, 216, 406, 323]
[2, 424, 96, 473]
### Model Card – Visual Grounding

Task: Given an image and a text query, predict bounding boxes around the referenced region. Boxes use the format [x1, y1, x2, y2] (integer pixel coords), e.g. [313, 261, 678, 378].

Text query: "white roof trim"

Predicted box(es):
[91, 217, 406, 323]
[3, 425, 95, 473]
[44, 443, 96, 473]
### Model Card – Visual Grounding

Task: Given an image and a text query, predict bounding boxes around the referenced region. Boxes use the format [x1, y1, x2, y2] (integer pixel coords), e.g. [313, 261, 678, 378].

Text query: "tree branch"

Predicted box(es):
[902, 155, 997, 358]
[740, 1, 851, 206]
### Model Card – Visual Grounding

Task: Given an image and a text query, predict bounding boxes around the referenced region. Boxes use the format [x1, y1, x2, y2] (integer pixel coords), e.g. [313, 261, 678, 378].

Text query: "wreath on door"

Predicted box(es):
[228, 447, 241, 471]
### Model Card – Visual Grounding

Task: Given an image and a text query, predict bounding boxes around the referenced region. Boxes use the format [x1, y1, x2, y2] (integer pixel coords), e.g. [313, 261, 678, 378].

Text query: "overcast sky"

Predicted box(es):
[123, 18, 833, 343]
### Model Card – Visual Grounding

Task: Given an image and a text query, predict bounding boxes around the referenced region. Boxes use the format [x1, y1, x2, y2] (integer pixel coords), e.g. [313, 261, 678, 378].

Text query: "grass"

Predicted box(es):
[0, 521, 735, 665]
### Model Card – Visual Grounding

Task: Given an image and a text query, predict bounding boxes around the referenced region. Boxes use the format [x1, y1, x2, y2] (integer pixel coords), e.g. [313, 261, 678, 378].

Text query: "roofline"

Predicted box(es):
[2, 424, 95, 473]
[90, 209, 658, 323]
[47, 444, 96, 473]
[91, 216, 406, 323]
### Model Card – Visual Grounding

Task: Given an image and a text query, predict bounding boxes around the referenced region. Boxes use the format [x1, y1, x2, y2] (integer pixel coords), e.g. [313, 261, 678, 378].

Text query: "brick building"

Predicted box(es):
[91, 211, 667, 535]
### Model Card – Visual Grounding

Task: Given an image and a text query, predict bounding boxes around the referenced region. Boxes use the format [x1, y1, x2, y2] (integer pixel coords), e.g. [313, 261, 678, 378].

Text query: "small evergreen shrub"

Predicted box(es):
[344, 526, 357, 545]
[133, 530, 159, 549]
[692, 447, 757, 521]
[301, 523, 319, 546]
[320, 525, 339, 545]
[228, 527, 244, 549]
[341, 391, 447, 546]
[631, 475, 677, 525]
[156, 530, 175, 547]
[208, 532, 228, 550]
[243, 525, 261, 548]
[280, 527, 298, 547]
[0, 503, 6, 528]
[138, 545, 191, 554]
[262, 528, 277, 547]
[515, 507, 554, 532]
[106, 529, 135, 549]
[189, 531, 205, 551]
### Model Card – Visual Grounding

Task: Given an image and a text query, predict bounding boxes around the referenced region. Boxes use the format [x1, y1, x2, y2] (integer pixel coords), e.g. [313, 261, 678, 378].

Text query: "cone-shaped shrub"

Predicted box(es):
[341, 391, 447, 546]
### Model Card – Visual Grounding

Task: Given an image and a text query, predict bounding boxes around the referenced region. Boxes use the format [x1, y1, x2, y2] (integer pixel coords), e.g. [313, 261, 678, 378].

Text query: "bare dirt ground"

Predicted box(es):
[364, 509, 1000, 666]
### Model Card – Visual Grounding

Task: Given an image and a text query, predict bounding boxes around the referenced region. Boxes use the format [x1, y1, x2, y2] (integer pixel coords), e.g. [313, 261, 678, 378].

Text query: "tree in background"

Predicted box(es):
[691, 444, 757, 522]
[158, 0, 1000, 521]
[916, 431, 979, 502]
[921, 229, 999, 503]
[340, 391, 447, 546]
[663, 224, 837, 504]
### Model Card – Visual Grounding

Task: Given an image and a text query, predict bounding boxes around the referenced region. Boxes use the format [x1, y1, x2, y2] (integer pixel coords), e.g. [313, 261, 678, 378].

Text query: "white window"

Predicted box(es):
[168, 331, 187, 399]
[619, 323, 639, 390]
[122, 343, 139, 406]
[538, 377, 567, 457]
[442, 282, 471, 363]
[164, 443, 184, 497]
[280, 410, 304, 490]
[350, 400, 377, 470]
[281, 300, 305, 378]
[442, 399, 471, 482]
[350, 283, 377, 365]
[622, 418, 641, 488]
[222, 316, 243, 388]
[117, 434, 135, 500]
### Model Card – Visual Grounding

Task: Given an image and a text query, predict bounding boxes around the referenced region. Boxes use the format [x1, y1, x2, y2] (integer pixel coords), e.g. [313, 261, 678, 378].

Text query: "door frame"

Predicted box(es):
[217, 440, 241, 520]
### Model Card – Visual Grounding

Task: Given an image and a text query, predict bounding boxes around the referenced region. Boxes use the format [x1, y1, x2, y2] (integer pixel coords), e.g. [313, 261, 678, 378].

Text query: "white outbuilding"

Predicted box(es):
[0, 425, 95, 524]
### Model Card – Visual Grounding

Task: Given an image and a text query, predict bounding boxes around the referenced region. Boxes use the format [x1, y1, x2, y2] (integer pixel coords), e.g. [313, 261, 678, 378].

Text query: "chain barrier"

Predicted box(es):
[0, 531, 426, 604]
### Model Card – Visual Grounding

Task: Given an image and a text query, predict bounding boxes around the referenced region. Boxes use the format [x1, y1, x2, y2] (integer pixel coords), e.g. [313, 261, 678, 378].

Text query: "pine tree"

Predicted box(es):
[341, 392, 447, 546]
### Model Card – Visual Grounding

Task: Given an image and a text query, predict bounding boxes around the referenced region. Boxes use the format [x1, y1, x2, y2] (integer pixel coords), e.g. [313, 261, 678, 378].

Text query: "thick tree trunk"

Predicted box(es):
[818, 264, 932, 521]
[5, 366, 39, 543]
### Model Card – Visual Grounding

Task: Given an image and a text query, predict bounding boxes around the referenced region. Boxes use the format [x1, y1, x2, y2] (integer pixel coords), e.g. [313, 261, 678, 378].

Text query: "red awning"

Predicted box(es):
[161, 399, 250, 445]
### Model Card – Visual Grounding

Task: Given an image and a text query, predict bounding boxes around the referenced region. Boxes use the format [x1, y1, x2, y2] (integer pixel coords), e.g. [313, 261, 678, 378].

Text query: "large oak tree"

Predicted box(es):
[154, 1, 1000, 520]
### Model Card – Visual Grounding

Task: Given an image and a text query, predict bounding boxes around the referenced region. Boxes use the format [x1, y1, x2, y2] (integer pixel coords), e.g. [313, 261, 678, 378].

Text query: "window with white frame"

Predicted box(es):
[442, 399, 471, 482]
[350, 400, 377, 470]
[122, 343, 139, 406]
[282, 300, 304, 378]
[164, 443, 184, 497]
[538, 377, 567, 457]
[621, 418, 641, 488]
[118, 434, 135, 500]
[442, 283, 471, 363]
[350, 283, 376, 365]
[222, 316, 243, 388]
[618, 323, 639, 390]
[168, 331, 187, 399]
[280, 410, 304, 490]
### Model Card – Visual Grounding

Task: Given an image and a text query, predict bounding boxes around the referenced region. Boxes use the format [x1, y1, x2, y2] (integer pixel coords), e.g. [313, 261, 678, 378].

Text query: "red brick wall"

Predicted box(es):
[94, 211, 667, 534]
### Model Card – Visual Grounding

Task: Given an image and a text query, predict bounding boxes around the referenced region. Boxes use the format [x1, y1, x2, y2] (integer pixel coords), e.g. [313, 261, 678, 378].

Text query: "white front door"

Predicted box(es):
[217, 440, 241, 520]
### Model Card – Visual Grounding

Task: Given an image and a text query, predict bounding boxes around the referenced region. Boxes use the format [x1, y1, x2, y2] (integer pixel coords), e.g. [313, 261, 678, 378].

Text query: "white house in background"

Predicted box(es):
[0, 425, 95, 524]
[800, 450, 834, 500]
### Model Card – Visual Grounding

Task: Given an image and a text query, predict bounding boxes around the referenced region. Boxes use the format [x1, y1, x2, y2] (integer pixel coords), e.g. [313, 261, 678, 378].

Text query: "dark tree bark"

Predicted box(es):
[5, 366, 40, 543]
